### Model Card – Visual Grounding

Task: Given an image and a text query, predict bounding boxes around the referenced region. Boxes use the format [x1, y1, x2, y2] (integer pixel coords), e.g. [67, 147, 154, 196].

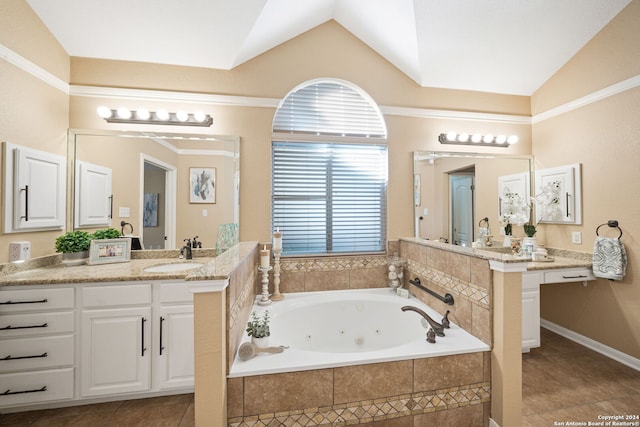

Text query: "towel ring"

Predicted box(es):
[478, 217, 489, 227]
[595, 220, 622, 239]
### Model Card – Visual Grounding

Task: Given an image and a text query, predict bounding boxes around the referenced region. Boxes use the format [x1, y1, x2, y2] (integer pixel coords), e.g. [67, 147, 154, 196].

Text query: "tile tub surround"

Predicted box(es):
[400, 239, 493, 346]
[227, 352, 491, 426]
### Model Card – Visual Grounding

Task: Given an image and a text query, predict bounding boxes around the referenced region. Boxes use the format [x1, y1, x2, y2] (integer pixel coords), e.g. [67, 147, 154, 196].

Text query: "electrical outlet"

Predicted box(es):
[571, 231, 582, 244]
[9, 241, 30, 262]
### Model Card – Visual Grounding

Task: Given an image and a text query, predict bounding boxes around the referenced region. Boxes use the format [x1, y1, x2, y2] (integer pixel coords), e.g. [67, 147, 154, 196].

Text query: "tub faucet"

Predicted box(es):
[180, 239, 193, 260]
[401, 306, 445, 337]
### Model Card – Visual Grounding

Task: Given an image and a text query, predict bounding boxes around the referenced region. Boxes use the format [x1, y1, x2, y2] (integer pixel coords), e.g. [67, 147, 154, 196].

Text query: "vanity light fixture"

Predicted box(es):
[439, 132, 518, 147]
[97, 107, 213, 127]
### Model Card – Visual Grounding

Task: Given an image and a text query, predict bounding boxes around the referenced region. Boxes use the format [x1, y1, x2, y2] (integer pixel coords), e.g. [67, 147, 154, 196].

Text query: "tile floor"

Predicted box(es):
[2, 328, 639, 427]
[523, 328, 640, 427]
[0, 393, 194, 427]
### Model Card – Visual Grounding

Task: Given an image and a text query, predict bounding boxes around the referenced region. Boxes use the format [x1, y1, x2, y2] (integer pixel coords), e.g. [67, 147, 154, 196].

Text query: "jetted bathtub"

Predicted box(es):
[229, 288, 489, 377]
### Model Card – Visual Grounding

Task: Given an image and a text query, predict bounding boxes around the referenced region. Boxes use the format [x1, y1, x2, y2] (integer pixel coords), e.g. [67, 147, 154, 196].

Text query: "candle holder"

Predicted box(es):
[257, 266, 272, 306]
[270, 248, 284, 301]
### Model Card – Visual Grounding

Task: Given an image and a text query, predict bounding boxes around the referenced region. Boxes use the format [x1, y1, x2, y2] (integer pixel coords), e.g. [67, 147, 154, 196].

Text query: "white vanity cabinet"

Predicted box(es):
[79, 281, 194, 398]
[155, 282, 194, 390]
[0, 287, 75, 408]
[521, 267, 595, 352]
[80, 284, 152, 397]
[2, 143, 66, 233]
[535, 163, 582, 224]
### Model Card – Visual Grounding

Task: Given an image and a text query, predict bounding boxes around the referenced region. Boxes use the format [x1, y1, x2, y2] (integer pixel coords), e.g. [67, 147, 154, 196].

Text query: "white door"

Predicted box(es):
[80, 307, 151, 397]
[156, 305, 194, 390]
[450, 174, 474, 246]
[75, 161, 113, 228]
[7, 145, 66, 231]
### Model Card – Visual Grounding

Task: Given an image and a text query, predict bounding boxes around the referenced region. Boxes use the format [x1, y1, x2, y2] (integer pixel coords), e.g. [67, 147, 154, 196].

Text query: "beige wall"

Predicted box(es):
[532, 0, 640, 358]
[0, 0, 69, 261]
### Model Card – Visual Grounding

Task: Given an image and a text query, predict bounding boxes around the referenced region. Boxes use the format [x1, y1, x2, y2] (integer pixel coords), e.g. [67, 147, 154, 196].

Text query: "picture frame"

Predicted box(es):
[88, 238, 131, 265]
[143, 193, 159, 227]
[189, 167, 216, 204]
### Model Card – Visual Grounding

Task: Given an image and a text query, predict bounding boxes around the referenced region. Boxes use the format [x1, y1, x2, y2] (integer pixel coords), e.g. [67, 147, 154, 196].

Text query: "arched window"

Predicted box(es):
[272, 79, 388, 255]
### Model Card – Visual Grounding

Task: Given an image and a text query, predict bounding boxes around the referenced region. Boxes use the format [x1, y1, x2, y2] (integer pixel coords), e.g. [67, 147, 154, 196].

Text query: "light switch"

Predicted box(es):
[119, 207, 130, 218]
[571, 231, 582, 244]
[202, 209, 208, 217]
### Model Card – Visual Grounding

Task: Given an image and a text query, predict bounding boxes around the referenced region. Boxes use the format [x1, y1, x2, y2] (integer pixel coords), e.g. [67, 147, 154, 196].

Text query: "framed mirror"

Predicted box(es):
[68, 129, 239, 251]
[413, 151, 533, 246]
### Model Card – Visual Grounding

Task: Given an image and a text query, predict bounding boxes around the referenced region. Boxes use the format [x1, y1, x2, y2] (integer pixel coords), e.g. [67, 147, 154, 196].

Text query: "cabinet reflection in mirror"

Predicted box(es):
[68, 129, 239, 251]
[413, 151, 532, 247]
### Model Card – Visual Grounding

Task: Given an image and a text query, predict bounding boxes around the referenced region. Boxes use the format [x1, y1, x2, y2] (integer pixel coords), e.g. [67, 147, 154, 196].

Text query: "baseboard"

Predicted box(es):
[541, 318, 640, 372]
[488, 418, 500, 427]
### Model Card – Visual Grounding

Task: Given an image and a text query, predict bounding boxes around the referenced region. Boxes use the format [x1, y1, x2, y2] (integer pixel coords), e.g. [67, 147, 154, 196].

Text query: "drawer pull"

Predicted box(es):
[562, 275, 588, 279]
[0, 323, 48, 331]
[2, 386, 47, 396]
[0, 298, 48, 305]
[1, 352, 48, 361]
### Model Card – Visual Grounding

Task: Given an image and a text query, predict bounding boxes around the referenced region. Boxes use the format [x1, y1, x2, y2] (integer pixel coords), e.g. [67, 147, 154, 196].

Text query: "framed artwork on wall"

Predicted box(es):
[143, 193, 159, 227]
[189, 167, 216, 204]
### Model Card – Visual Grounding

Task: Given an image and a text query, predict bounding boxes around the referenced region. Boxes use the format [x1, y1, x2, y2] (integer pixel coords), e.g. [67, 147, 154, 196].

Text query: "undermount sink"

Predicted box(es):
[143, 262, 204, 273]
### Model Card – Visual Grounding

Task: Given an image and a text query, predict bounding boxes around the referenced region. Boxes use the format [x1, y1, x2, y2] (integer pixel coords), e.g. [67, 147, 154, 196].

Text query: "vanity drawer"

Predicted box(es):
[0, 311, 74, 338]
[543, 268, 596, 284]
[0, 368, 74, 408]
[0, 335, 74, 373]
[82, 284, 151, 307]
[158, 282, 193, 304]
[0, 288, 74, 314]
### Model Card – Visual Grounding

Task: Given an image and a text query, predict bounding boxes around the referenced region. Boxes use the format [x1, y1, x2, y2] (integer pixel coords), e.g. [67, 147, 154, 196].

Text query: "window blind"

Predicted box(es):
[272, 141, 387, 255]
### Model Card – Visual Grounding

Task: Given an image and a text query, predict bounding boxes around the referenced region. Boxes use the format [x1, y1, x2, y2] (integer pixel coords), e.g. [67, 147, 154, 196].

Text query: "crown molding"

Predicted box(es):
[70, 85, 280, 109]
[532, 74, 640, 123]
[380, 105, 532, 124]
[0, 43, 69, 93]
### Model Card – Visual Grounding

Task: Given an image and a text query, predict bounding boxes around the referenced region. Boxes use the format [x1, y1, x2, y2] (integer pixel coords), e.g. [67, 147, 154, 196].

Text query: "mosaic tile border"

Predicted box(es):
[228, 382, 490, 427]
[229, 270, 258, 331]
[280, 255, 388, 272]
[407, 260, 490, 309]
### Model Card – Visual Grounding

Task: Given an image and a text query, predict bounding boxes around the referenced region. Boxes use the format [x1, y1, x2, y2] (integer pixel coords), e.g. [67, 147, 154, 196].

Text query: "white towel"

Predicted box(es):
[592, 236, 627, 281]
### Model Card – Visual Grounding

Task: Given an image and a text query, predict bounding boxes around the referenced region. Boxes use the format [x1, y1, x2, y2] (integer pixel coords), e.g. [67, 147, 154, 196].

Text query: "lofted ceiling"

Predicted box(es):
[26, 0, 631, 96]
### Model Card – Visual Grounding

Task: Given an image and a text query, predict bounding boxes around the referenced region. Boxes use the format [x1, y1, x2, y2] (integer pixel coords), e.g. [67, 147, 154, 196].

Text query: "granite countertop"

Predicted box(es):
[401, 237, 593, 270]
[0, 242, 258, 287]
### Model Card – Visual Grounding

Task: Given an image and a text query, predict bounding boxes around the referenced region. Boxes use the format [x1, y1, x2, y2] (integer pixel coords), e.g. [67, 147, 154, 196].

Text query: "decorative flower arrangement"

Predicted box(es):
[246, 310, 270, 339]
[499, 188, 530, 236]
[524, 181, 562, 237]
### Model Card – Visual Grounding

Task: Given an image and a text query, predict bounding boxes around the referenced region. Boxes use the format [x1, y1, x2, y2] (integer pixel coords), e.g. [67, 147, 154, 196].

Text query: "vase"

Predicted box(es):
[522, 237, 538, 255]
[510, 237, 522, 256]
[62, 251, 89, 266]
[251, 336, 270, 349]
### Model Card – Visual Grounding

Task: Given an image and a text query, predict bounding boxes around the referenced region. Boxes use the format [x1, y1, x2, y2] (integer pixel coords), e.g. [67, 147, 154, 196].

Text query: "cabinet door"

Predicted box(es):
[522, 272, 541, 352]
[80, 307, 151, 397]
[498, 172, 530, 217]
[535, 163, 582, 224]
[156, 305, 194, 390]
[4, 144, 66, 231]
[75, 161, 113, 228]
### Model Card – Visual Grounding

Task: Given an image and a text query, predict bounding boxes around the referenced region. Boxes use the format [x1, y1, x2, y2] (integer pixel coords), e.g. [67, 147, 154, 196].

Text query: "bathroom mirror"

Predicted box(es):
[413, 151, 532, 246]
[68, 129, 239, 250]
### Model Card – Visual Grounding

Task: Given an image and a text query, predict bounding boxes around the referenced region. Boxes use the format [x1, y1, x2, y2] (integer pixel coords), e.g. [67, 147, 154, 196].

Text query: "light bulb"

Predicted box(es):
[495, 135, 507, 144]
[97, 106, 112, 119]
[482, 134, 494, 143]
[136, 108, 150, 120]
[471, 134, 482, 143]
[155, 109, 170, 121]
[193, 111, 207, 122]
[176, 111, 189, 122]
[457, 133, 470, 143]
[446, 132, 457, 141]
[507, 135, 519, 145]
[116, 107, 132, 119]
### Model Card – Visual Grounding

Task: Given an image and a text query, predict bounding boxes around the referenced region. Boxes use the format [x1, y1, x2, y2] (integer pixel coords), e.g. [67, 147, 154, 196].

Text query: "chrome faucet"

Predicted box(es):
[180, 239, 193, 260]
[401, 306, 445, 337]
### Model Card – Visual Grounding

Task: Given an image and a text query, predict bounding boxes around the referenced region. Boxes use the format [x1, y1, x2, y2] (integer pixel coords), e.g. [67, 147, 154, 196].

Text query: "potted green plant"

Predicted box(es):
[55, 230, 92, 266]
[92, 227, 121, 240]
[246, 310, 270, 348]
